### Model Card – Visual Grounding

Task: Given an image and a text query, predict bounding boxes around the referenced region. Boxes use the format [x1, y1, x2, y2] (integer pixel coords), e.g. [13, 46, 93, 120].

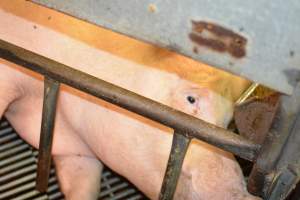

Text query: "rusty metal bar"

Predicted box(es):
[36, 77, 60, 192]
[0, 38, 260, 161]
[159, 132, 191, 200]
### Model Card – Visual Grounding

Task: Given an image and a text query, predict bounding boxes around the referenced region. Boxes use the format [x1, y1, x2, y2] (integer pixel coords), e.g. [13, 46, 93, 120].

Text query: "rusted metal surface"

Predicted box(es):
[159, 132, 191, 200]
[234, 93, 280, 144]
[189, 21, 247, 58]
[32, 0, 300, 95]
[0, 39, 260, 162]
[248, 83, 300, 198]
[36, 77, 60, 192]
[227, 83, 259, 132]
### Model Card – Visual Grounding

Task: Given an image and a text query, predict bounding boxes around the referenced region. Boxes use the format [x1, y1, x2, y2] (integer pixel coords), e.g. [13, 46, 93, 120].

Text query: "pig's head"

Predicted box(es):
[169, 79, 262, 200]
[170, 79, 233, 128]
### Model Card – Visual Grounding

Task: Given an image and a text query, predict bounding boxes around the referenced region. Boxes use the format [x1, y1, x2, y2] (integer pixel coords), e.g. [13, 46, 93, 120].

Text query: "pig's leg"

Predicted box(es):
[54, 155, 103, 200]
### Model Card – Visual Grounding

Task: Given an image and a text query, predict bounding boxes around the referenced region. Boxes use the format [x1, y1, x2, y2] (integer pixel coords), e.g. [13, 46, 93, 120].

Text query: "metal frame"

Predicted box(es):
[0, 39, 259, 199]
[247, 83, 300, 200]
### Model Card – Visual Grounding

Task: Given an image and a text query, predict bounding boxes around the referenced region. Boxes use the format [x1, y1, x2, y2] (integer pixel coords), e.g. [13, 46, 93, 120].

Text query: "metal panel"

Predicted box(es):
[32, 0, 300, 95]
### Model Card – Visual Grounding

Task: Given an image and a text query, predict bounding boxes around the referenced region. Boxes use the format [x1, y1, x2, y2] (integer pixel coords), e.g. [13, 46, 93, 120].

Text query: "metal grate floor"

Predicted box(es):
[0, 118, 146, 200]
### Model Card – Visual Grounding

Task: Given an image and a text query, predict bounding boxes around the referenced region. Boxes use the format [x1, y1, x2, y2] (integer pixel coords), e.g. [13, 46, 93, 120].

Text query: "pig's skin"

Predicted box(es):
[0, 2, 260, 200]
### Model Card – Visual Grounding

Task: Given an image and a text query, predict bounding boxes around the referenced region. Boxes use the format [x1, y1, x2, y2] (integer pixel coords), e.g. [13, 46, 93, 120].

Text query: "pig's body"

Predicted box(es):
[0, 2, 259, 200]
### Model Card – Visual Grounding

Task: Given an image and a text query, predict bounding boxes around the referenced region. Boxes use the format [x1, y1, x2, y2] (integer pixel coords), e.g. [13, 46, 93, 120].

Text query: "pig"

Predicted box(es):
[0, 1, 260, 200]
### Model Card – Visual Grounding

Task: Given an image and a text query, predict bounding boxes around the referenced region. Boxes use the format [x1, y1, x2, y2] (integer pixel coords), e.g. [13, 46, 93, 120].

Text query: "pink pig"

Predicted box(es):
[0, 1, 260, 200]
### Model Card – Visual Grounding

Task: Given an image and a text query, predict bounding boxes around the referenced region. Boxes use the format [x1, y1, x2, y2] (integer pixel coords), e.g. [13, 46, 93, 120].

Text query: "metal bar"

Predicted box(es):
[159, 132, 191, 200]
[32, 0, 300, 95]
[235, 83, 259, 105]
[0, 38, 259, 161]
[36, 77, 60, 192]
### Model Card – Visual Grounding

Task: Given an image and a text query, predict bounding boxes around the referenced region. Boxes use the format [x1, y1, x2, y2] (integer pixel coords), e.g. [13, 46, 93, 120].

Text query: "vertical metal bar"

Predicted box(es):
[159, 131, 191, 200]
[248, 83, 300, 198]
[36, 77, 60, 192]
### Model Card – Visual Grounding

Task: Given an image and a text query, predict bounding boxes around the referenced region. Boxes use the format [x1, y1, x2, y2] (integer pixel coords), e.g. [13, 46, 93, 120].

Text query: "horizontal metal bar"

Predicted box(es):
[36, 77, 60, 193]
[159, 132, 191, 200]
[0, 143, 29, 159]
[0, 151, 33, 170]
[0, 38, 260, 161]
[32, 0, 300, 95]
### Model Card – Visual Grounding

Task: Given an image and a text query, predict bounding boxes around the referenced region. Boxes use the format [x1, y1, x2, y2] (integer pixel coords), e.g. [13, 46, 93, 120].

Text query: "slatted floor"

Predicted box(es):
[2, 116, 300, 200]
[0, 118, 146, 200]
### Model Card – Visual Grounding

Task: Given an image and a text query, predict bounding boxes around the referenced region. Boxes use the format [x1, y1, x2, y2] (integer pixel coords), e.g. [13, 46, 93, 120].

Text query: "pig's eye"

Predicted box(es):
[187, 96, 196, 104]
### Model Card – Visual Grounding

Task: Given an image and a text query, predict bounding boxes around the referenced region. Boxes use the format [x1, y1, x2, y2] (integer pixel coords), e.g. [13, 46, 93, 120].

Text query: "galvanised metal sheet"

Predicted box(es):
[32, 0, 300, 95]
